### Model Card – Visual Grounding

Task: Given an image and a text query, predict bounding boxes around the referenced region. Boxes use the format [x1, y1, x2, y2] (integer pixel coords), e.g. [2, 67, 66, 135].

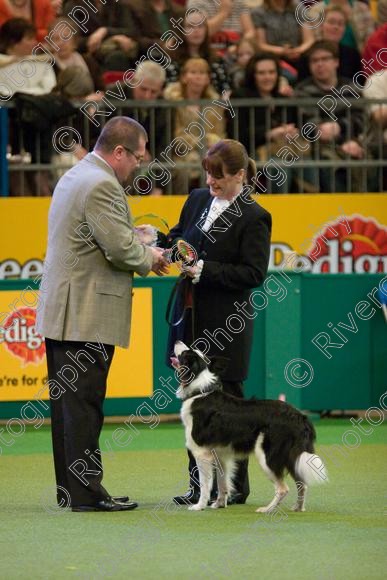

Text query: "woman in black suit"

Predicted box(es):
[166, 139, 272, 505]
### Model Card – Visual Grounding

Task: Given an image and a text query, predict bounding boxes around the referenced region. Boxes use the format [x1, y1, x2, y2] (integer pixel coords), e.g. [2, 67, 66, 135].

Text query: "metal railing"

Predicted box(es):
[0, 97, 386, 196]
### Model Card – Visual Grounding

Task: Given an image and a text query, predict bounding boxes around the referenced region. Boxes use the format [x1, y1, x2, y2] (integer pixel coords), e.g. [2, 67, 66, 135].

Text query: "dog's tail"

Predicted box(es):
[295, 452, 328, 485]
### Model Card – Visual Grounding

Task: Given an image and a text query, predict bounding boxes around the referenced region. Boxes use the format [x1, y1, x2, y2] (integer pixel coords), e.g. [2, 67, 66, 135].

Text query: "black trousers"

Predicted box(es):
[187, 380, 250, 500]
[45, 338, 115, 507]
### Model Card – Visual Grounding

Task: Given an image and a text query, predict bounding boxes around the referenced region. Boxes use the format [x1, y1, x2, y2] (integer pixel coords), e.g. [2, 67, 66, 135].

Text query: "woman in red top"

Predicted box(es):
[0, 0, 54, 42]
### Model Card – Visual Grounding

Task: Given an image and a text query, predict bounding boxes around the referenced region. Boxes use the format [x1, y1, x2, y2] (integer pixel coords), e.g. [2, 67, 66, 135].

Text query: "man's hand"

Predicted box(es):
[340, 140, 365, 159]
[319, 122, 341, 142]
[135, 224, 158, 246]
[150, 247, 169, 276]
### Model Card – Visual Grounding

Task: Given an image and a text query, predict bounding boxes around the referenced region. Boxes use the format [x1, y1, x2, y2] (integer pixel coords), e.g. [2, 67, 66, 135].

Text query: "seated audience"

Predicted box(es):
[308, 0, 375, 52]
[127, 0, 184, 56]
[0, 0, 54, 41]
[187, 0, 255, 54]
[228, 37, 257, 90]
[295, 40, 371, 192]
[62, 0, 138, 71]
[252, 0, 314, 81]
[163, 57, 226, 193]
[0, 17, 56, 97]
[0, 18, 57, 195]
[378, 1, 387, 24]
[362, 22, 387, 76]
[165, 9, 231, 95]
[47, 17, 104, 100]
[298, 4, 362, 82]
[117, 60, 168, 160]
[230, 52, 317, 193]
[362, 38, 387, 190]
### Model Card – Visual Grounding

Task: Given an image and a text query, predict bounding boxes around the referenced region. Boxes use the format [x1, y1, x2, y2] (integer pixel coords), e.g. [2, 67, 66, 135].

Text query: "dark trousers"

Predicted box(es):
[45, 338, 115, 507]
[187, 380, 250, 500]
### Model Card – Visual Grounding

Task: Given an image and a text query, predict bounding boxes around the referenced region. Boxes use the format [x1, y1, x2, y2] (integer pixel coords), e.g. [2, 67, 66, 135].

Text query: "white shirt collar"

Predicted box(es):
[91, 151, 112, 170]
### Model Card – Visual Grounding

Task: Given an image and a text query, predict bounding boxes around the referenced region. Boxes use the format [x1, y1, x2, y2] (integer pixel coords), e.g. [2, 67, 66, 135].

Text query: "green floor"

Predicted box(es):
[0, 420, 386, 579]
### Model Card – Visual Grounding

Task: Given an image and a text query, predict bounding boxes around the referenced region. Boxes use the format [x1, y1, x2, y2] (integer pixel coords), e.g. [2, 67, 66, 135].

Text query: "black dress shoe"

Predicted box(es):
[72, 498, 138, 512]
[227, 493, 247, 505]
[173, 490, 216, 506]
[173, 489, 200, 505]
[112, 496, 129, 503]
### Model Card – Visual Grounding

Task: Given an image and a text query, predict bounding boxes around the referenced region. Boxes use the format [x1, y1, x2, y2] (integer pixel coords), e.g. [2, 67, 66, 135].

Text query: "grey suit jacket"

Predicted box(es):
[36, 153, 153, 348]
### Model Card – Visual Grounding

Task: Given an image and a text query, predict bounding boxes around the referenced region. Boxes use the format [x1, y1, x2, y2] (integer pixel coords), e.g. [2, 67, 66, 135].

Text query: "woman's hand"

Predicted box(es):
[183, 264, 201, 278]
[87, 27, 108, 53]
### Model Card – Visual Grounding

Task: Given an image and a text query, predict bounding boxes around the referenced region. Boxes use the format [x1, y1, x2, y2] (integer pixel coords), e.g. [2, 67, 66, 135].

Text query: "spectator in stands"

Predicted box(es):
[163, 57, 226, 193]
[165, 9, 231, 95]
[298, 4, 362, 82]
[0, 0, 54, 41]
[62, 0, 138, 71]
[50, 0, 61, 15]
[0, 17, 56, 96]
[117, 61, 168, 161]
[362, 25, 387, 190]
[252, 0, 315, 82]
[378, 1, 387, 24]
[0, 18, 57, 195]
[47, 18, 104, 100]
[308, 0, 375, 52]
[228, 37, 257, 90]
[127, 0, 184, 56]
[230, 52, 317, 192]
[295, 40, 369, 192]
[187, 0, 255, 54]
[362, 22, 387, 76]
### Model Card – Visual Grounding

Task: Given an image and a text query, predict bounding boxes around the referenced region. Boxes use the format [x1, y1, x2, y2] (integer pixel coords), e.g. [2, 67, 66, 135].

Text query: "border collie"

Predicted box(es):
[172, 341, 328, 513]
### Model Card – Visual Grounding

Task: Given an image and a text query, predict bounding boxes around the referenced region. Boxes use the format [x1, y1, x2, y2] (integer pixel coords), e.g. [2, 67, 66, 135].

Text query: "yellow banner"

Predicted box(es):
[0, 195, 386, 279]
[0, 289, 152, 402]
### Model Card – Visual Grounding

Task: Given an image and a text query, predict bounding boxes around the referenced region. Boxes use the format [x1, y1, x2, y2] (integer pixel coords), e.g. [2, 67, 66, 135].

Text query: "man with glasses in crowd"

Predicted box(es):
[294, 40, 367, 192]
[37, 116, 169, 512]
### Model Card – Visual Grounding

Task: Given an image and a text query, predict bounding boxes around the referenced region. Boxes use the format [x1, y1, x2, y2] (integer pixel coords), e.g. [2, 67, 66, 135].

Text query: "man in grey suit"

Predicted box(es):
[37, 116, 168, 512]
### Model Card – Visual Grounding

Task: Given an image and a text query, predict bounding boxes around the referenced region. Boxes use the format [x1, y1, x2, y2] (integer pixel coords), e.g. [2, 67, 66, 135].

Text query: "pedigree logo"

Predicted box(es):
[0, 307, 45, 365]
[307, 215, 387, 273]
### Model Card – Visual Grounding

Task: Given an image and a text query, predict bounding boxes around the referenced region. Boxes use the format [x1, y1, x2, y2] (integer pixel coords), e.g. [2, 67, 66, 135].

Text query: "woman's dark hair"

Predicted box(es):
[202, 139, 257, 189]
[244, 53, 281, 95]
[0, 18, 36, 53]
[168, 10, 213, 64]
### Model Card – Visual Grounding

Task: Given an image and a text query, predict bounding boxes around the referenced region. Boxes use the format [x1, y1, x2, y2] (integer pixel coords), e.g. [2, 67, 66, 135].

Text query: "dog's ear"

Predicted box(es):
[209, 356, 230, 377]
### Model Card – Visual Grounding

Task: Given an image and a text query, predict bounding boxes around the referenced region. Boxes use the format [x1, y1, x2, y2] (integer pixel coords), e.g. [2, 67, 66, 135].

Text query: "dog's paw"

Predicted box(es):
[188, 504, 206, 511]
[211, 500, 226, 509]
[291, 504, 306, 512]
[256, 505, 276, 514]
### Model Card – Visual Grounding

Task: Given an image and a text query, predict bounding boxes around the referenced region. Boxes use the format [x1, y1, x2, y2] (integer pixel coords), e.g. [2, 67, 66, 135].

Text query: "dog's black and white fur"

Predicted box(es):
[173, 341, 328, 513]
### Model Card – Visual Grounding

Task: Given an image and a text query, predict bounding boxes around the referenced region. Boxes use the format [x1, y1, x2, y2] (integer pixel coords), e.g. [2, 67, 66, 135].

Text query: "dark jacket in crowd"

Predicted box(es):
[294, 75, 364, 143]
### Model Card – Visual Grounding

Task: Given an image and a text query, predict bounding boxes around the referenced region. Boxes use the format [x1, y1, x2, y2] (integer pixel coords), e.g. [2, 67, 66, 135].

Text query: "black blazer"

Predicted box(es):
[166, 188, 272, 382]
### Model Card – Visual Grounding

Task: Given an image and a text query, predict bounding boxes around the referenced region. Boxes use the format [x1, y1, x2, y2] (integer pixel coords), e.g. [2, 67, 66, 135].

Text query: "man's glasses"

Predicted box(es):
[122, 146, 144, 164]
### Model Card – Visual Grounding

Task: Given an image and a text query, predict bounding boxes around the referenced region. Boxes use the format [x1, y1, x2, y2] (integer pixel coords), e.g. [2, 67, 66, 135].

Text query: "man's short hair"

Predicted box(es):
[95, 117, 148, 154]
[307, 40, 339, 61]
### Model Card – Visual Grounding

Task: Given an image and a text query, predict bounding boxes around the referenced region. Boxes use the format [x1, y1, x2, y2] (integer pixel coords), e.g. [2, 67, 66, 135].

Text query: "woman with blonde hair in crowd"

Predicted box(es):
[164, 57, 227, 193]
